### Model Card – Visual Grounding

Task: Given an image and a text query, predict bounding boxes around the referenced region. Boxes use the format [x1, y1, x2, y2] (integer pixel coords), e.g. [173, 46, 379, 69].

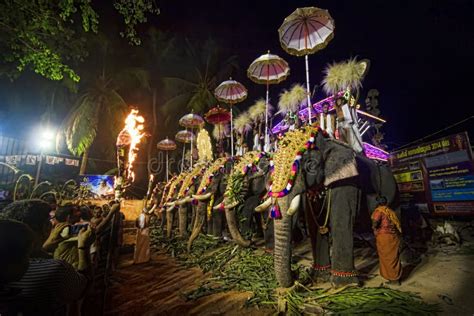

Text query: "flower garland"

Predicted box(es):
[177, 165, 208, 199]
[159, 175, 176, 207]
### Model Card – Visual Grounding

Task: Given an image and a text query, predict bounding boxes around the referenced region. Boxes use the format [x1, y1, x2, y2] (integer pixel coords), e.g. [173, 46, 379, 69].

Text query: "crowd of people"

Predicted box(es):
[0, 199, 125, 315]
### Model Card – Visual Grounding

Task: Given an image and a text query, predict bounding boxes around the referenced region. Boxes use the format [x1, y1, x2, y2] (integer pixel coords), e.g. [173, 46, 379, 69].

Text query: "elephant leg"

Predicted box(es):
[212, 211, 224, 237]
[263, 214, 274, 251]
[166, 208, 175, 238]
[160, 210, 166, 229]
[329, 185, 360, 287]
[241, 196, 259, 237]
[305, 194, 331, 281]
[254, 212, 264, 238]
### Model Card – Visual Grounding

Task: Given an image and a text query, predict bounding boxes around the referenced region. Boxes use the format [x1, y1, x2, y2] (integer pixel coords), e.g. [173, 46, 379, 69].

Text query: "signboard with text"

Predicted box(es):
[390, 132, 474, 216]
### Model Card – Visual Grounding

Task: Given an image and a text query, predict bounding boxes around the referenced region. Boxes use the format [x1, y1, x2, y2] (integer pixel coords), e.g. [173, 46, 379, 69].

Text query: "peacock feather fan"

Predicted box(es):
[322, 57, 370, 96]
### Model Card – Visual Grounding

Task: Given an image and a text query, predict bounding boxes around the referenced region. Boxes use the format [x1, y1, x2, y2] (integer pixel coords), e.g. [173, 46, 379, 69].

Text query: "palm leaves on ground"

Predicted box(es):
[161, 38, 239, 120]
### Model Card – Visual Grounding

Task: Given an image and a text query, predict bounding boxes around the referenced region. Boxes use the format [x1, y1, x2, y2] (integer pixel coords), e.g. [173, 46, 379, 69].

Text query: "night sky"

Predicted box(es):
[155, 0, 474, 147]
[1, 0, 473, 149]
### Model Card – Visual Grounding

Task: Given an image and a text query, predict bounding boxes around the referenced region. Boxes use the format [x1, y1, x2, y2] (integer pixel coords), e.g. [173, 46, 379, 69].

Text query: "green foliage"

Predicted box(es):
[0, 0, 159, 82]
[283, 284, 441, 315]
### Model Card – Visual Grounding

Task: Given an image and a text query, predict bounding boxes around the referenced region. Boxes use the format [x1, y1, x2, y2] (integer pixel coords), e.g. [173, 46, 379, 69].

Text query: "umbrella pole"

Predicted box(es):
[265, 81, 270, 152]
[181, 143, 185, 172]
[305, 54, 312, 125]
[230, 105, 234, 156]
[190, 129, 193, 170]
[166, 151, 169, 182]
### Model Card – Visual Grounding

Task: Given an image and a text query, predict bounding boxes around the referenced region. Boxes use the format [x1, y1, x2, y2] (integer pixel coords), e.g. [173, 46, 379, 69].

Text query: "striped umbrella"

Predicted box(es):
[179, 113, 204, 169]
[248, 51, 289, 151]
[175, 130, 195, 172]
[278, 7, 335, 124]
[214, 79, 248, 156]
[157, 138, 177, 181]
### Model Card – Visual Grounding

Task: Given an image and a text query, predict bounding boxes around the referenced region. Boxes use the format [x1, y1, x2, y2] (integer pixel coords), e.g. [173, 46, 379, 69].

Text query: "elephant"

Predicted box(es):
[256, 127, 400, 288]
[215, 151, 271, 247]
[162, 171, 190, 238]
[167, 163, 209, 238]
[187, 157, 233, 251]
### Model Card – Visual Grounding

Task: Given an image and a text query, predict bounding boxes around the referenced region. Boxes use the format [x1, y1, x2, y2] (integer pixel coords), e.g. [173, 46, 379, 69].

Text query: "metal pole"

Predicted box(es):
[34, 151, 43, 186]
[181, 143, 185, 172]
[305, 55, 312, 124]
[190, 129, 193, 170]
[264, 80, 270, 152]
[166, 151, 169, 182]
[230, 106, 234, 156]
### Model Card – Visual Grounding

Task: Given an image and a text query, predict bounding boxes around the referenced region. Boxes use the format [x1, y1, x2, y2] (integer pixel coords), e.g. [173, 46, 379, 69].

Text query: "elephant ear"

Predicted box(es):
[322, 139, 358, 186]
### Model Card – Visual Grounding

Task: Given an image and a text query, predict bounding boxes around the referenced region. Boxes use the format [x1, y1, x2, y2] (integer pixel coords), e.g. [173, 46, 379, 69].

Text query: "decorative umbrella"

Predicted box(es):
[205, 106, 231, 155]
[214, 78, 248, 156]
[175, 130, 195, 172]
[179, 113, 204, 170]
[157, 138, 176, 182]
[247, 51, 289, 151]
[279, 7, 335, 124]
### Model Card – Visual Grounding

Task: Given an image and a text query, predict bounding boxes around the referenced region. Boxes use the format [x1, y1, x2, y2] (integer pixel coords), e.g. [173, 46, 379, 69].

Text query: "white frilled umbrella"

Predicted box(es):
[214, 78, 248, 156]
[179, 113, 204, 170]
[278, 7, 335, 124]
[247, 51, 289, 151]
[175, 130, 195, 172]
[157, 138, 177, 181]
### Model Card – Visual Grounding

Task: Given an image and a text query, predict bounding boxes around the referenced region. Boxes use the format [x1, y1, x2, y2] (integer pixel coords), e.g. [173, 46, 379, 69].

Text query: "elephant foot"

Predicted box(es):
[330, 270, 360, 288]
[310, 264, 331, 283]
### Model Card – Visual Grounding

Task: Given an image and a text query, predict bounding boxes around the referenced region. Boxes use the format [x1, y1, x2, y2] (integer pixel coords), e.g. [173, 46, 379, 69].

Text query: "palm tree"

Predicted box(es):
[161, 38, 239, 125]
[57, 35, 131, 175]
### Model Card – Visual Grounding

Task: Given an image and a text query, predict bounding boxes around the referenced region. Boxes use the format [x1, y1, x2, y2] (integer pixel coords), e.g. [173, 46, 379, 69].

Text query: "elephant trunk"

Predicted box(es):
[178, 205, 188, 238]
[187, 202, 206, 252]
[166, 203, 175, 238]
[274, 195, 299, 288]
[224, 206, 251, 247]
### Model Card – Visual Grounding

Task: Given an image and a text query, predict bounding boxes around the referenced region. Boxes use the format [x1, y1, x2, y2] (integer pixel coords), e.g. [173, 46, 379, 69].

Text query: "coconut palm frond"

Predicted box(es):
[289, 83, 307, 108]
[64, 96, 100, 156]
[322, 58, 367, 95]
[234, 112, 252, 134]
[248, 99, 267, 122]
[212, 123, 228, 140]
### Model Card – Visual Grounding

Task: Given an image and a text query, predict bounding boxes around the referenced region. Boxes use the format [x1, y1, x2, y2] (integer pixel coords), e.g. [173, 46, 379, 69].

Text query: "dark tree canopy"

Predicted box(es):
[0, 0, 160, 82]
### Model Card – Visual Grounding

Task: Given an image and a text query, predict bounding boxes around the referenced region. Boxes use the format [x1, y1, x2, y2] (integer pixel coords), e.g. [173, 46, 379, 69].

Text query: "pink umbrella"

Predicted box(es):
[175, 130, 195, 172]
[179, 113, 204, 169]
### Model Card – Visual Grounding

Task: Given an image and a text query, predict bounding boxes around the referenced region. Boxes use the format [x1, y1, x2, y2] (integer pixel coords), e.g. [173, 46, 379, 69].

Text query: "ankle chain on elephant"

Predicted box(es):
[331, 269, 358, 277]
[312, 263, 331, 271]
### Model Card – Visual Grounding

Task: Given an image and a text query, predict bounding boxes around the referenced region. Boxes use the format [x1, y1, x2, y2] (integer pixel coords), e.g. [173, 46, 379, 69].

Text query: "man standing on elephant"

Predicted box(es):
[372, 196, 402, 285]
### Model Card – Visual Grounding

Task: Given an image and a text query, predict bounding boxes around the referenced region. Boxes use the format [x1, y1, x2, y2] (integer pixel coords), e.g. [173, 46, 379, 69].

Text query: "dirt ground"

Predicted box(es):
[106, 226, 474, 315]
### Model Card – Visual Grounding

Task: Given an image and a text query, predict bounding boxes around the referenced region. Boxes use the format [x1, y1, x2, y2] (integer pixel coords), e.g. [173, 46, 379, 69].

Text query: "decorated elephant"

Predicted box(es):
[163, 172, 189, 238]
[215, 151, 270, 247]
[167, 163, 209, 238]
[256, 126, 399, 288]
[187, 157, 232, 251]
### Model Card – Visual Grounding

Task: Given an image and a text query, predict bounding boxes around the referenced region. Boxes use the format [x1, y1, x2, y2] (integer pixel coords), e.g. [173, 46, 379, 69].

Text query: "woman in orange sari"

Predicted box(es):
[372, 196, 402, 285]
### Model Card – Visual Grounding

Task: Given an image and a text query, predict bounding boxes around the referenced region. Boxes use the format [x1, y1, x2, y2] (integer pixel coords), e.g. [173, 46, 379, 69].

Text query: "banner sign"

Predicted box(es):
[80, 175, 115, 199]
[390, 132, 474, 216]
[0, 154, 79, 167]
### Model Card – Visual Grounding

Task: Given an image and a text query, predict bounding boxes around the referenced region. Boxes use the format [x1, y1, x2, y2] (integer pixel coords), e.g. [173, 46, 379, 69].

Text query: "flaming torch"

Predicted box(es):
[115, 109, 146, 200]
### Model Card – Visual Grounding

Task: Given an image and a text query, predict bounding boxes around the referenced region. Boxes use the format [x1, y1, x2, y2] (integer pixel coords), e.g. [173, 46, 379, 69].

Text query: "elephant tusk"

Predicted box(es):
[192, 192, 212, 201]
[213, 202, 224, 210]
[286, 194, 301, 216]
[224, 200, 239, 210]
[166, 202, 176, 213]
[255, 198, 271, 212]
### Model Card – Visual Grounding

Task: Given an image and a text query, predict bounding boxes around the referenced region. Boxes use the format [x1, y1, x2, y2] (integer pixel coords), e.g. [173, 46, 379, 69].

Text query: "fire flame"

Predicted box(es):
[121, 109, 145, 182]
